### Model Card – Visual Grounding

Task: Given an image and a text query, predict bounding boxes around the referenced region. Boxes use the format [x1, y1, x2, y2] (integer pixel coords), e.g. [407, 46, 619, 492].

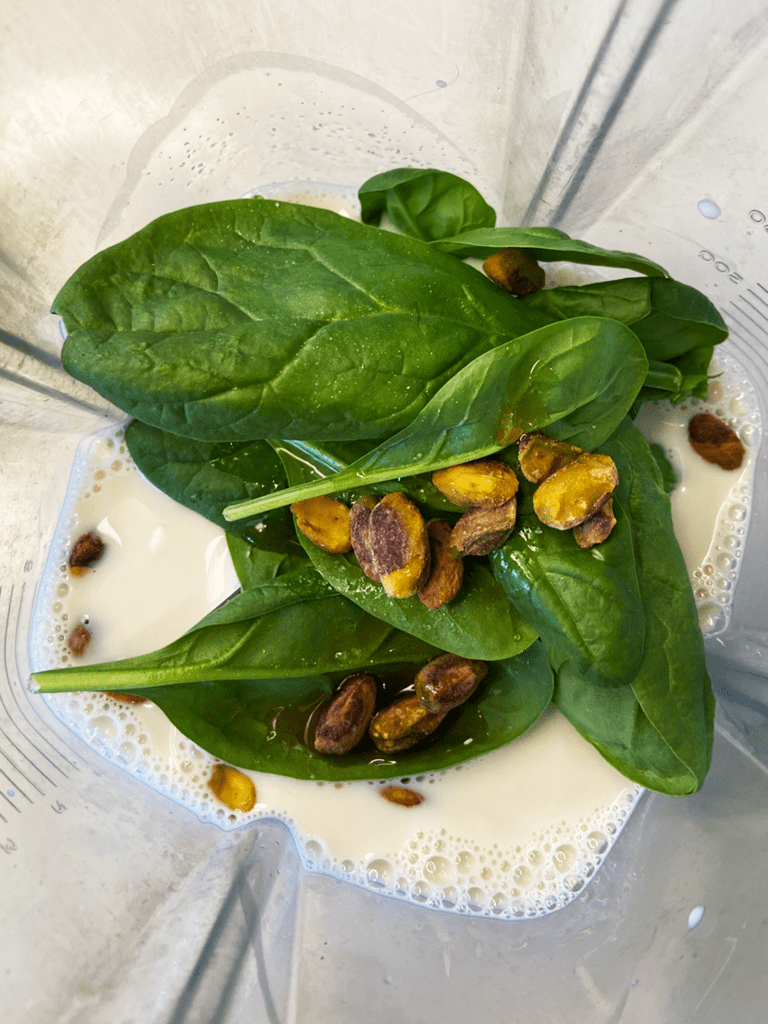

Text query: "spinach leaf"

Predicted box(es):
[553, 419, 714, 795]
[298, 532, 538, 661]
[32, 568, 440, 693]
[643, 360, 692, 394]
[358, 167, 496, 241]
[522, 277, 724, 410]
[632, 347, 716, 409]
[648, 443, 678, 495]
[490, 480, 645, 689]
[433, 226, 668, 277]
[630, 280, 726, 359]
[138, 641, 554, 781]
[522, 277, 726, 361]
[552, 670, 713, 795]
[226, 532, 308, 589]
[55, 197, 549, 443]
[224, 316, 647, 521]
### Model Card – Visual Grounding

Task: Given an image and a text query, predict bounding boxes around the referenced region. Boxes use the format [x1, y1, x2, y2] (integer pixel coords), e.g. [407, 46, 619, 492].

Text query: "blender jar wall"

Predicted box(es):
[3, 1, 768, 1022]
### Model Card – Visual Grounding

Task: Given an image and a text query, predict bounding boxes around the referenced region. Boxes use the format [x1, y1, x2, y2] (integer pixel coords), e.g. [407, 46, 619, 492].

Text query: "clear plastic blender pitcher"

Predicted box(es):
[2, 1, 767, 1021]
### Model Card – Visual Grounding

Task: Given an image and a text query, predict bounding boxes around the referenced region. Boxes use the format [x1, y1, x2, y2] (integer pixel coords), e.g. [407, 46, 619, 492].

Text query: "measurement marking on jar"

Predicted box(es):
[729, 301, 768, 339]
[739, 296, 768, 325]
[1, 838, 17, 855]
[745, 288, 768, 312]
[719, 280, 768, 381]
[723, 312, 759, 344]
[3, 583, 80, 780]
[0, 765, 32, 806]
[698, 250, 742, 284]
[0, 787, 21, 814]
[0, 727, 47, 798]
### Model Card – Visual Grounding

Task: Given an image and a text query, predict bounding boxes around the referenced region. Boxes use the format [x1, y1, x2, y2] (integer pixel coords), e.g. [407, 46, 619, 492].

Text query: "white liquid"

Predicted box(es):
[634, 352, 760, 636]
[30, 427, 643, 917]
[29, 187, 761, 919]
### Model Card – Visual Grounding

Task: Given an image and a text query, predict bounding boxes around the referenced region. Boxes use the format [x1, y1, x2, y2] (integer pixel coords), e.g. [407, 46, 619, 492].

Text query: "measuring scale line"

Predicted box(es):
[0, 781, 22, 815]
[739, 298, 768, 327]
[0, 756, 33, 801]
[723, 309, 765, 347]
[720, 317, 758, 354]
[0, 735, 47, 797]
[743, 288, 768, 316]
[1, 583, 77, 782]
[729, 301, 768, 338]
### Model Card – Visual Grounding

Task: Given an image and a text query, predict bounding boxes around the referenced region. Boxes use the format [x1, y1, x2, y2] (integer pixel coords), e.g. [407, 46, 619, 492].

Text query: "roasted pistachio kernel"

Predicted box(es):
[688, 412, 745, 471]
[368, 492, 431, 599]
[380, 785, 424, 807]
[290, 495, 352, 553]
[482, 247, 545, 297]
[432, 459, 519, 509]
[369, 694, 447, 753]
[573, 498, 617, 549]
[414, 653, 488, 714]
[418, 519, 464, 610]
[67, 622, 91, 657]
[69, 530, 105, 576]
[517, 433, 582, 483]
[314, 673, 378, 755]
[449, 497, 517, 556]
[104, 691, 148, 705]
[533, 453, 618, 530]
[207, 763, 257, 812]
[349, 495, 381, 582]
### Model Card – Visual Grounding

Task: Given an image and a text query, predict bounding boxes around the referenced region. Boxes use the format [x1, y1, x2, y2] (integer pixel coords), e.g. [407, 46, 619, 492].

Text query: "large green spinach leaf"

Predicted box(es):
[224, 316, 647, 521]
[358, 167, 496, 241]
[138, 641, 554, 781]
[55, 198, 549, 442]
[553, 419, 714, 795]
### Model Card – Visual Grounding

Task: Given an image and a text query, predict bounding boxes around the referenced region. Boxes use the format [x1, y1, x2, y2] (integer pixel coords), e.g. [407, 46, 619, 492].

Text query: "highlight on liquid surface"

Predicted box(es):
[29, 186, 761, 919]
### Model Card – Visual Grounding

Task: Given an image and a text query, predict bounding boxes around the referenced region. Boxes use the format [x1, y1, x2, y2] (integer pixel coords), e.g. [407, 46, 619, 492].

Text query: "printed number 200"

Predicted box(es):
[699, 250, 742, 284]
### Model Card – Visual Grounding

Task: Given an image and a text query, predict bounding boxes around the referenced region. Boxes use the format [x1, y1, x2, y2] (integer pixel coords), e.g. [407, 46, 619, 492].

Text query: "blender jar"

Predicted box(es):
[2, 1, 767, 1021]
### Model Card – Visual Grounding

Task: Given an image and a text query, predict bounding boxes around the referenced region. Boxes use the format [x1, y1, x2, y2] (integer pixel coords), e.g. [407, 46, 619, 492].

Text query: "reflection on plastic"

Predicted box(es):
[165, 823, 299, 1024]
